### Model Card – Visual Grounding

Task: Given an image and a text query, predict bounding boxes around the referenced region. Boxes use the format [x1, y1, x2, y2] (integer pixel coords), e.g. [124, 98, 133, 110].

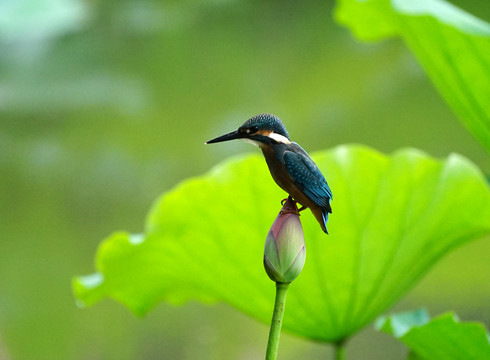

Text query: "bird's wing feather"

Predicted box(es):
[283, 150, 332, 211]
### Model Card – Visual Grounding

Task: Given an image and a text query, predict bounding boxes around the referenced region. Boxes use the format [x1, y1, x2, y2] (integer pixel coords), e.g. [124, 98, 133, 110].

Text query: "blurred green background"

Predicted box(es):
[0, 0, 489, 359]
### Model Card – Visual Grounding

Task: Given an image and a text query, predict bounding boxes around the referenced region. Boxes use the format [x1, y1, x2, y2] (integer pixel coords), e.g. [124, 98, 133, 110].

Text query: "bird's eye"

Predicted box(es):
[248, 126, 258, 134]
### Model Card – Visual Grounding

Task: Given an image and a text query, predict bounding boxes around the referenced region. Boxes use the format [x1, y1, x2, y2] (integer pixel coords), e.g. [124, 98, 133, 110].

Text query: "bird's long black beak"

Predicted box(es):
[206, 130, 243, 144]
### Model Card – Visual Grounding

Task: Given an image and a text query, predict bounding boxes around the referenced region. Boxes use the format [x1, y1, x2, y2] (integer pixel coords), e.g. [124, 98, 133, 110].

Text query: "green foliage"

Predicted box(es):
[335, 0, 490, 152]
[376, 309, 490, 359]
[73, 145, 490, 342]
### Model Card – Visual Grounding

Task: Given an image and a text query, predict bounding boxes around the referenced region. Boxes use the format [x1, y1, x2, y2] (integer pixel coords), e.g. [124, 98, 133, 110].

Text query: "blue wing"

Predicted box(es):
[283, 150, 332, 216]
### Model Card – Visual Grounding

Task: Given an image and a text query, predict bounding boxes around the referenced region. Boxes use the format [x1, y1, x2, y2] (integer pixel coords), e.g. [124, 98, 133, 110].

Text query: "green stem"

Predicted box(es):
[334, 340, 346, 360]
[265, 282, 290, 360]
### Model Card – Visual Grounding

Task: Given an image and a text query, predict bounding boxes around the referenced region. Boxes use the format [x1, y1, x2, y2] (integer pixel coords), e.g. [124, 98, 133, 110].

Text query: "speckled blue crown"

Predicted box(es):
[241, 114, 290, 140]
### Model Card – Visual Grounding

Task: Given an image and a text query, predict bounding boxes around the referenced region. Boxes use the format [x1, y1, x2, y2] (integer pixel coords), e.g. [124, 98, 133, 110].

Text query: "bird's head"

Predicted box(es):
[206, 113, 291, 147]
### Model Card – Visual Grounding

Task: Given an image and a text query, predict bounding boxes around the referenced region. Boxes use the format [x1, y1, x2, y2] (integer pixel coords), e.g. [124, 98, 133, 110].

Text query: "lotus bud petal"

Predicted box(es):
[263, 197, 306, 283]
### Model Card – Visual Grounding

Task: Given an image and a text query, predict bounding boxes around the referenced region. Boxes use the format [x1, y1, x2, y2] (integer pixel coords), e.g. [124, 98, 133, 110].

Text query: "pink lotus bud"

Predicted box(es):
[263, 197, 306, 283]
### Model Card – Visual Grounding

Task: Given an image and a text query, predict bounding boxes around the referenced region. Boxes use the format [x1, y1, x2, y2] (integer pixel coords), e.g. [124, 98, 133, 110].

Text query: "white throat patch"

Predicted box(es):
[241, 138, 260, 147]
[268, 132, 291, 144]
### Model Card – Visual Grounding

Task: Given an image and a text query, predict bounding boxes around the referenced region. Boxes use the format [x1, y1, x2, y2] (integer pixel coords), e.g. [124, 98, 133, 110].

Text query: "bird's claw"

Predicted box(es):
[280, 196, 300, 215]
[280, 209, 300, 215]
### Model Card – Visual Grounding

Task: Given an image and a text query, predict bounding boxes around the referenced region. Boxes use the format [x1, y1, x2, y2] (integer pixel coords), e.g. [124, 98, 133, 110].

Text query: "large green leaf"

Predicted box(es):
[334, 0, 490, 152]
[73, 145, 490, 342]
[376, 309, 490, 359]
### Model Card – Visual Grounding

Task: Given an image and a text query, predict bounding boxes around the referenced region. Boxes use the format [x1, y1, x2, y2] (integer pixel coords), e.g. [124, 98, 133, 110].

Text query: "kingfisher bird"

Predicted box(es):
[206, 113, 332, 234]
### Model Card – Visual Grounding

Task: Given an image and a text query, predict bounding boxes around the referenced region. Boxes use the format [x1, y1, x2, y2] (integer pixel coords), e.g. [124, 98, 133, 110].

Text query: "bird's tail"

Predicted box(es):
[322, 210, 330, 234]
[321, 201, 332, 234]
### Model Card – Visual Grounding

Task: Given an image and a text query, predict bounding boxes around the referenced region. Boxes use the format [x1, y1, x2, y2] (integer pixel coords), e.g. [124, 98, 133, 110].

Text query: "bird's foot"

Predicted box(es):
[297, 205, 306, 212]
[280, 209, 300, 215]
[280, 196, 300, 215]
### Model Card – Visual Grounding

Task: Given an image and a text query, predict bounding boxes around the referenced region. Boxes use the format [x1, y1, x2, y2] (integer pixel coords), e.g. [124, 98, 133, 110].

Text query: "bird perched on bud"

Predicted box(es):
[206, 113, 332, 234]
